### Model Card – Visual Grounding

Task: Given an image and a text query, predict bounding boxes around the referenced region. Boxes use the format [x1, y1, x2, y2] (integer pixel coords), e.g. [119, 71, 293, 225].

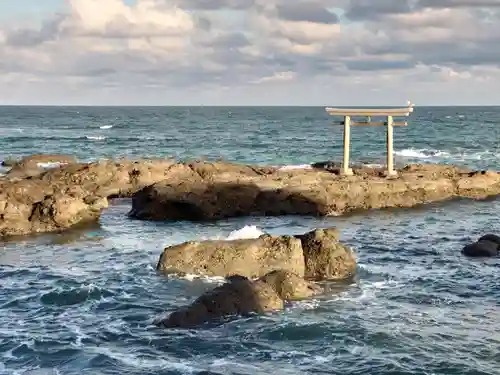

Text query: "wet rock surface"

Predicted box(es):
[131, 162, 500, 222]
[157, 228, 356, 281]
[2, 154, 500, 238]
[154, 270, 322, 329]
[462, 234, 500, 257]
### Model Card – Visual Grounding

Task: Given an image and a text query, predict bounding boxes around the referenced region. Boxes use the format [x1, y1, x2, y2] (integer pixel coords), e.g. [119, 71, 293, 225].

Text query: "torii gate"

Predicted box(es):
[325, 102, 415, 176]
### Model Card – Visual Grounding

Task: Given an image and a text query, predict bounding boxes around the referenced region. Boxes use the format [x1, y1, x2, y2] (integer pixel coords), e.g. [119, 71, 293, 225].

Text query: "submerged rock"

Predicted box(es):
[462, 235, 500, 257]
[156, 227, 356, 281]
[154, 270, 321, 329]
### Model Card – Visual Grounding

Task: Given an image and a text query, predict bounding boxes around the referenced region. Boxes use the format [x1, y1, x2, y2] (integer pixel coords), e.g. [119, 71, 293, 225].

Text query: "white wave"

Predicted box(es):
[179, 274, 226, 284]
[226, 225, 265, 240]
[87, 346, 197, 372]
[289, 299, 321, 310]
[100, 125, 113, 129]
[37, 162, 67, 169]
[332, 279, 402, 303]
[395, 147, 500, 162]
[278, 164, 312, 171]
[395, 148, 449, 159]
[86, 136, 106, 140]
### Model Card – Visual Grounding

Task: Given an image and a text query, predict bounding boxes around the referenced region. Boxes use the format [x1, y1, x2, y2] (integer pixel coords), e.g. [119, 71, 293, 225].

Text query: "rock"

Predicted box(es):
[462, 239, 499, 257]
[4, 155, 500, 239]
[2, 154, 75, 168]
[297, 228, 357, 280]
[154, 274, 284, 328]
[257, 270, 322, 300]
[129, 181, 260, 221]
[156, 234, 305, 279]
[478, 233, 500, 246]
[131, 162, 500, 222]
[5, 154, 77, 178]
[155, 270, 322, 329]
[156, 227, 356, 281]
[0, 158, 178, 237]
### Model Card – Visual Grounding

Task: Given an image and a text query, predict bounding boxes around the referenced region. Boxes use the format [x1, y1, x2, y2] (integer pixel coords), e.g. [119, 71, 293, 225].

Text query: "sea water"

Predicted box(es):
[0, 106, 499, 375]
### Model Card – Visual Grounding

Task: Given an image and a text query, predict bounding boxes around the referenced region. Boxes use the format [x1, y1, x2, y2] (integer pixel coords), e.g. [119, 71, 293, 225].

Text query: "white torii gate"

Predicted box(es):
[325, 102, 415, 176]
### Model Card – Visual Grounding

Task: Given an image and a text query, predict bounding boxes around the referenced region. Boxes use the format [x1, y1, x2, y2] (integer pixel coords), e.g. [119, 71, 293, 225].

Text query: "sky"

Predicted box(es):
[0, 0, 499, 106]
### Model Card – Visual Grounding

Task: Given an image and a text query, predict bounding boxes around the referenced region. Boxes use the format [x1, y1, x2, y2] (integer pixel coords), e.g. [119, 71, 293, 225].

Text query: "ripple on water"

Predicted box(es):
[1, 193, 500, 374]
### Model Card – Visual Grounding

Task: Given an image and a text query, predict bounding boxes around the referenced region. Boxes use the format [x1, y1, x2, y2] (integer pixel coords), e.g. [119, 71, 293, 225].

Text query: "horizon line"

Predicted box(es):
[0, 104, 499, 108]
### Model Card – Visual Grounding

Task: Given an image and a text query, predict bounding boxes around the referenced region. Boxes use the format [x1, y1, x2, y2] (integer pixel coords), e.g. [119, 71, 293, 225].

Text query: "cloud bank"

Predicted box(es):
[0, 0, 499, 105]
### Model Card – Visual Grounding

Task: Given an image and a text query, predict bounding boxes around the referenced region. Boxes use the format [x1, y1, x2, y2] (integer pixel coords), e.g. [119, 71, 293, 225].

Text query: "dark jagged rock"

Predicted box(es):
[154, 270, 321, 329]
[462, 239, 499, 257]
[478, 234, 500, 246]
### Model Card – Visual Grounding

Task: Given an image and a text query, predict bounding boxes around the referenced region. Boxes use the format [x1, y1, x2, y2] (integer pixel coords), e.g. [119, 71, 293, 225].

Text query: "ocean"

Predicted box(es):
[0, 106, 499, 375]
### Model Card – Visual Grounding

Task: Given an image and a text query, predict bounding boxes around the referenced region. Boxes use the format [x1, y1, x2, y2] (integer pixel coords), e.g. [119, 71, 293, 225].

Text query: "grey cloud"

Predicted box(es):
[178, 0, 255, 10]
[418, 0, 500, 8]
[344, 59, 415, 71]
[206, 32, 251, 48]
[3, 0, 500, 93]
[5, 17, 61, 47]
[346, 0, 412, 20]
[346, 0, 500, 21]
[275, 3, 339, 24]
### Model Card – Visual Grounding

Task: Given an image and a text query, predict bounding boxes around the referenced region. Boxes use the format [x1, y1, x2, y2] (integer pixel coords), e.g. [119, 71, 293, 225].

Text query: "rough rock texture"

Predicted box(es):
[298, 228, 357, 280]
[131, 163, 500, 222]
[156, 234, 305, 279]
[462, 234, 500, 257]
[3, 154, 77, 179]
[156, 228, 356, 281]
[0, 157, 182, 237]
[155, 270, 321, 328]
[1, 154, 76, 168]
[3, 154, 500, 238]
[257, 270, 322, 300]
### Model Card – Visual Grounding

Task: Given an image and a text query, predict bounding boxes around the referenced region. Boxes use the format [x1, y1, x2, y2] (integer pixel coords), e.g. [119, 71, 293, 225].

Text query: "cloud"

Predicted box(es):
[0, 0, 500, 105]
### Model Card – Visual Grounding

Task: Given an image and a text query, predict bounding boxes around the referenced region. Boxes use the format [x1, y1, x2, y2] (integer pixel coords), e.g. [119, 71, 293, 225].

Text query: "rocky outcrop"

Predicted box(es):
[462, 234, 500, 257]
[298, 228, 356, 280]
[154, 270, 321, 328]
[2, 154, 77, 179]
[130, 163, 500, 222]
[0, 158, 179, 237]
[3, 154, 500, 238]
[157, 233, 305, 278]
[156, 228, 356, 280]
[1, 154, 76, 168]
[258, 269, 323, 300]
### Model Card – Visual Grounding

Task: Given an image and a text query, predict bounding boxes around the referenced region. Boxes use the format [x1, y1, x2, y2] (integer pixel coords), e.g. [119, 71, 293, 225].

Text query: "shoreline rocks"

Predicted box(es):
[130, 163, 500, 222]
[157, 228, 356, 281]
[2, 154, 77, 179]
[154, 270, 322, 329]
[3, 154, 500, 238]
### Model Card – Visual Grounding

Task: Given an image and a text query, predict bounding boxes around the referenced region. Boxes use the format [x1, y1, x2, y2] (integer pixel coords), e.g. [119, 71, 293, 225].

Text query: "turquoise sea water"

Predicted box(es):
[1, 106, 500, 375]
